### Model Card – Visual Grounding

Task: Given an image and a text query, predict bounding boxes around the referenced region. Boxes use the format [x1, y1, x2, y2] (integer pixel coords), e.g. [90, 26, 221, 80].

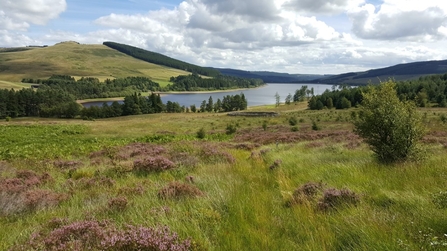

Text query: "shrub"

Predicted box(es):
[133, 156, 175, 173]
[262, 121, 268, 131]
[269, 159, 282, 170]
[226, 124, 237, 135]
[5, 116, 11, 122]
[311, 121, 321, 131]
[196, 127, 206, 139]
[289, 117, 298, 126]
[13, 220, 191, 251]
[287, 181, 324, 206]
[354, 80, 425, 163]
[107, 196, 128, 211]
[291, 126, 299, 132]
[318, 188, 359, 211]
[158, 181, 203, 199]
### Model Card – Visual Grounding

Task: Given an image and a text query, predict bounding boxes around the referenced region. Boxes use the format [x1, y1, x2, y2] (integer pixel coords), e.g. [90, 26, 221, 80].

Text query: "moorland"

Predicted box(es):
[1, 41, 447, 250]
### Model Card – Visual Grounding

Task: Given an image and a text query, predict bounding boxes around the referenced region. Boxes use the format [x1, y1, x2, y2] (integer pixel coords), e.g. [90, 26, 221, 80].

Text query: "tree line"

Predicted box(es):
[168, 73, 264, 91]
[22, 74, 264, 99]
[305, 73, 447, 110]
[103, 41, 220, 77]
[0, 86, 248, 119]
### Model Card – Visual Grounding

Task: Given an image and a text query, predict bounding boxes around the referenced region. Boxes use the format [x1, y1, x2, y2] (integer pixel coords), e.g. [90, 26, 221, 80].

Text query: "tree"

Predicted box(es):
[275, 92, 280, 107]
[285, 93, 292, 105]
[353, 80, 425, 163]
[206, 96, 213, 112]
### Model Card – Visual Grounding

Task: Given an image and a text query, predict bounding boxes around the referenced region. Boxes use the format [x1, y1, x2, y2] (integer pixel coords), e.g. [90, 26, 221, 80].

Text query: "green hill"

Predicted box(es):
[312, 60, 447, 85]
[0, 41, 191, 86]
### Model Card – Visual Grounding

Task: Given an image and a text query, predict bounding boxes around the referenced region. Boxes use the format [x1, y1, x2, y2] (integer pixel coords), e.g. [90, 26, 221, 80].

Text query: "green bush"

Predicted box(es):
[353, 80, 425, 163]
[196, 127, 206, 139]
[226, 124, 237, 135]
[288, 117, 298, 126]
[311, 121, 321, 131]
[5, 116, 11, 122]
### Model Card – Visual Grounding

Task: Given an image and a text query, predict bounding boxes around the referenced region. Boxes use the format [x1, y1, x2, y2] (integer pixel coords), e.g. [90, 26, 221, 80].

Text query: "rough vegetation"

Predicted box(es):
[1, 89, 447, 250]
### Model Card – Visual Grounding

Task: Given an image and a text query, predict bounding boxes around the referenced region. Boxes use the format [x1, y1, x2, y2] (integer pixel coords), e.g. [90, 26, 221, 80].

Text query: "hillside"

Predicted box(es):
[104, 41, 220, 77]
[312, 59, 447, 85]
[0, 41, 191, 85]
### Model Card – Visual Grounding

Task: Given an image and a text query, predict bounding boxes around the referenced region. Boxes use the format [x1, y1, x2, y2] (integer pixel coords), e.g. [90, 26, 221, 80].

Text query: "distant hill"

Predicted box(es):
[211, 68, 323, 83]
[311, 60, 447, 85]
[0, 41, 192, 85]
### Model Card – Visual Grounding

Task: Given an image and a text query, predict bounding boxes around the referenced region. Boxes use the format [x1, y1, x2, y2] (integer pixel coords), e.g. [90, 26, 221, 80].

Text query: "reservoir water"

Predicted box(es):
[82, 83, 333, 108]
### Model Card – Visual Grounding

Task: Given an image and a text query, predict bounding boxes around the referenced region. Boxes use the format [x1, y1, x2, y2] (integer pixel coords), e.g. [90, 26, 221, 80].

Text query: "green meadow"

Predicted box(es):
[1, 103, 447, 250]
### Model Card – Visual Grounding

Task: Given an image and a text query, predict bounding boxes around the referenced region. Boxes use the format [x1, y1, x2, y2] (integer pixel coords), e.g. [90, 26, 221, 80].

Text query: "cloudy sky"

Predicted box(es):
[1, 0, 447, 74]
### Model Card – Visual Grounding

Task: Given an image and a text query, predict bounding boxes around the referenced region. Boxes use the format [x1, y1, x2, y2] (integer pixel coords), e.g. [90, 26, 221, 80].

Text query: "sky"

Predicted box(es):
[1, 0, 447, 74]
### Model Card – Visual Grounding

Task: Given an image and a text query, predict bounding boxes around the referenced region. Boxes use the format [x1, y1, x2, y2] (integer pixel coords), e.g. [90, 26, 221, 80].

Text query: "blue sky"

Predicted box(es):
[1, 0, 447, 74]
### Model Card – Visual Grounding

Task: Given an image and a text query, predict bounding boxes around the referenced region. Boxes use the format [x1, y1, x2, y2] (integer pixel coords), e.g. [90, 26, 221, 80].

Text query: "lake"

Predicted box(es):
[82, 83, 333, 108]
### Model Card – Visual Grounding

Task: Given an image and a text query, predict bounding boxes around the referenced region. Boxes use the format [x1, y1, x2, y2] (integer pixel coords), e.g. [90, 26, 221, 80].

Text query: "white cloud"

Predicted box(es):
[283, 0, 365, 15]
[0, 30, 35, 47]
[349, 1, 447, 40]
[0, 0, 66, 28]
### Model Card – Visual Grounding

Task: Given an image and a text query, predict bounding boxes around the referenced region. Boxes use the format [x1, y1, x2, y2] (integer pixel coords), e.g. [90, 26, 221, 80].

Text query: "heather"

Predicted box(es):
[1, 104, 447, 250]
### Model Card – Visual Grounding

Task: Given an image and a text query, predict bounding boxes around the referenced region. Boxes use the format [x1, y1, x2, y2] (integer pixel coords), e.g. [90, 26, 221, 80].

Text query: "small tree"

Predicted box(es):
[354, 80, 425, 163]
[285, 93, 292, 105]
[275, 92, 280, 107]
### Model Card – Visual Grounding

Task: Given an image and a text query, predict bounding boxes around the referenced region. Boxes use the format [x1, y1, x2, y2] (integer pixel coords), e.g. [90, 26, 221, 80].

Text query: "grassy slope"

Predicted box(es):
[0, 42, 190, 86]
[1, 105, 447, 250]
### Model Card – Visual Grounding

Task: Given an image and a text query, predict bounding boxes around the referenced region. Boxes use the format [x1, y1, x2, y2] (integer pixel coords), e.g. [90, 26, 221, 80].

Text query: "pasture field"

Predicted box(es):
[1, 104, 447, 250]
[0, 80, 32, 90]
[0, 42, 191, 83]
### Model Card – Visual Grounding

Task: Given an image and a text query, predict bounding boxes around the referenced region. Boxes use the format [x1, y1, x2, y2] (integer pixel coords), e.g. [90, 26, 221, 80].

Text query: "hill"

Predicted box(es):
[0, 41, 192, 85]
[103, 41, 220, 77]
[311, 59, 447, 85]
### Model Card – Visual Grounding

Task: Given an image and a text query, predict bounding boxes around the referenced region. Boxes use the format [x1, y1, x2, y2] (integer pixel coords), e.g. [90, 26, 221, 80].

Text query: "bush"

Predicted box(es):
[13, 219, 191, 251]
[354, 80, 425, 163]
[311, 121, 321, 131]
[5, 116, 11, 122]
[158, 181, 203, 199]
[318, 188, 359, 211]
[133, 157, 175, 173]
[196, 127, 206, 139]
[291, 126, 299, 132]
[288, 117, 298, 126]
[226, 124, 237, 135]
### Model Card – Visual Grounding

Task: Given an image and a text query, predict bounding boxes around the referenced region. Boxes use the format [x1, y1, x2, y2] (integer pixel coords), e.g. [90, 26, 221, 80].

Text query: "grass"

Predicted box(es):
[0, 80, 32, 90]
[2, 105, 447, 250]
[0, 41, 191, 83]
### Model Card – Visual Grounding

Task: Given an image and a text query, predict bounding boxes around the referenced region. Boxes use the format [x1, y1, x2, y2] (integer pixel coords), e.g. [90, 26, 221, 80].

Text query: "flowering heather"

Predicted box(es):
[101, 225, 191, 251]
[0, 171, 61, 215]
[158, 181, 204, 199]
[24, 189, 67, 211]
[199, 144, 235, 164]
[133, 156, 175, 173]
[53, 159, 83, 169]
[269, 159, 282, 170]
[117, 183, 146, 196]
[13, 220, 191, 251]
[318, 188, 360, 211]
[107, 196, 128, 211]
